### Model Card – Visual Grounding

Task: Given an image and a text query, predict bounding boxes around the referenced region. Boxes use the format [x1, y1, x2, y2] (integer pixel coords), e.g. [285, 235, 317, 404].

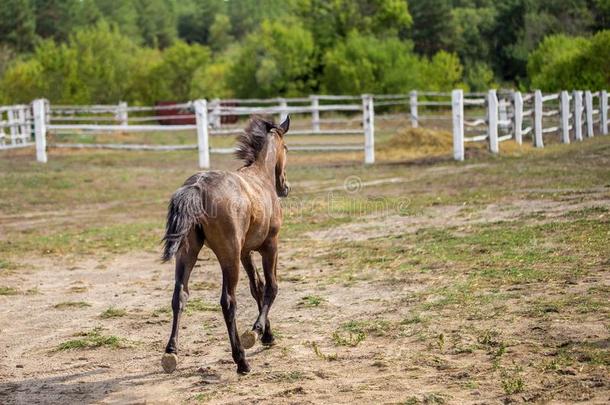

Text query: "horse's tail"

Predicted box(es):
[162, 185, 205, 262]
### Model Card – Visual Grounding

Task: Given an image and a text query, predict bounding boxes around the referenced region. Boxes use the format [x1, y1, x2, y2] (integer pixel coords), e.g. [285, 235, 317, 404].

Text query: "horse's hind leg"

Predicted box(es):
[253, 237, 279, 346]
[241, 252, 273, 348]
[220, 255, 250, 374]
[162, 231, 203, 373]
[241, 252, 264, 311]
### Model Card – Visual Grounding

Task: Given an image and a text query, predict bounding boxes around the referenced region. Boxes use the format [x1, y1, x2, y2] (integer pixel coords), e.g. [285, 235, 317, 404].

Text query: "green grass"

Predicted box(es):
[310, 341, 338, 361]
[299, 295, 325, 307]
[186, 298, 219, 313]
[331, 319, 393, 347]
[0, 286, 19, 295]
[501, 373, 525, 395]
[57, 328, 126, 350]
[100, 307, 127, 318]
[54, 301, 91, 309]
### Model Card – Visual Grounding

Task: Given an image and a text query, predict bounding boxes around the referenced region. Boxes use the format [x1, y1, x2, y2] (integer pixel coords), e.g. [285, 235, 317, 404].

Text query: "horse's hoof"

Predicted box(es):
[161, 353, 178, 373]
[261, 336, 276, 347]
[261, 333, 276, 347]
[237, 362, 251, 375]
[241, 330, 259, 349]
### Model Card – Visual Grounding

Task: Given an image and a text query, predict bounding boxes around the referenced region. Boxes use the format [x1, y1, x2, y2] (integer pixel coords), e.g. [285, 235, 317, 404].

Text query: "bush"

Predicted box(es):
[1, 22, 144, 104]
[321, 33, 463, 94]
[527, 30, 610, 91]
[143, 41, 211, 102]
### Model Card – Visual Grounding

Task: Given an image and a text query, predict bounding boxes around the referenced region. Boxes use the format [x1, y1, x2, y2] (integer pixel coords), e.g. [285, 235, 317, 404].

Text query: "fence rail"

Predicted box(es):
[1, 88, 608, 166]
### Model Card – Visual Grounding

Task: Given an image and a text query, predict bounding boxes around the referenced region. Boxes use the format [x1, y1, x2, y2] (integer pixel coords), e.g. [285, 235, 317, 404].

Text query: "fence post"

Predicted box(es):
[585, 90, 594, 137]
[7, 109, 17, 145]
[18, 107, 28, 143]
[601, 90, 608, 135]
[194, 99, 210, 169]
[410, 90, 418, 128]
[487, 89, 499, 153]
[310, 95, 320, 133]
[534, 90, 544, 148]
[513, 91, 523, 145]
[32, 99, 47, 163]
[210, 99, 221, 129]
[560, 91, 570, 144]
[278, 98, 288, 122]
[451, 89, 464, 161]
[573, 90, 583, 141]
[362, 94, 375, 164]
[117, 101, 128, 126]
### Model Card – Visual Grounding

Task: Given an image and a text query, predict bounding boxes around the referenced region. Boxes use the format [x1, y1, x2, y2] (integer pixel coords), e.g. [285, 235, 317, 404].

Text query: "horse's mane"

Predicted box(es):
[235, 116, 277, 166]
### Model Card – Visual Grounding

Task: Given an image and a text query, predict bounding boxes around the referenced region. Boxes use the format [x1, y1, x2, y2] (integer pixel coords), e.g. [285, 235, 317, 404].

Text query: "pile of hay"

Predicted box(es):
[378, 127, 533, 161]
[377, 127, 453, 160]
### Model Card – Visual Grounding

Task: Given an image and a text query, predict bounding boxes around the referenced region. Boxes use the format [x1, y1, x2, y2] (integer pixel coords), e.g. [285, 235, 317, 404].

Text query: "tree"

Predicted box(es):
[94, 0, 140, 40]
[134, 0, 177, 48]
[32, 0, 99, 43]
[409, 0, 452, 56]
[1, 22, 145, 104]
[0, 0, 37, 52]
[177, 0, 227, 45]
[528, 30, 610, 91]
[209, 14, 234, 53]
[321, 33, 462, 94]
[226, 19, 316, 97]
[145, 41, 211, 102]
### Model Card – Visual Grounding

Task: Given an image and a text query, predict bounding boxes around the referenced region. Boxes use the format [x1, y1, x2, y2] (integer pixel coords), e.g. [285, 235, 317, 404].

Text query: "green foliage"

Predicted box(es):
[409, 0, 452, 56]
[0, 0, 607, 103]
[321, 33, 463, 94]
[463, 62, 496, 92]
[144, 41, 210, 102]
[528, 31, 610, 91]
[0, 0, 37, 52]
[226, 19, 316, 97]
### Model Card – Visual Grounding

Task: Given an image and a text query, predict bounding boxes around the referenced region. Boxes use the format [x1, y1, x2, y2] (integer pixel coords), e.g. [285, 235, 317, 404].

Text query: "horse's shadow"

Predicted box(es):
[0, 367, 167, 405]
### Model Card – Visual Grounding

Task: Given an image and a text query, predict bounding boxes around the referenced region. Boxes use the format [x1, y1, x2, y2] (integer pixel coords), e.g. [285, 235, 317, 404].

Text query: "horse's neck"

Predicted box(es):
[250, 140, 276, 186]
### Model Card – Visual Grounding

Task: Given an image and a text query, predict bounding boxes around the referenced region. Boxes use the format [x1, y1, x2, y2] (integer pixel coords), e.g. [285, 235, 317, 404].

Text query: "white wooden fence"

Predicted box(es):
[1, 89, 608, 166]
[451, 89, 609, 160]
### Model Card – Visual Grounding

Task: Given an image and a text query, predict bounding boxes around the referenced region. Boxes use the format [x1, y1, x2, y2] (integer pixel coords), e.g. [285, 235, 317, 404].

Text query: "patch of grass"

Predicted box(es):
[332, 330, 366, 347]
[310, 341, 338, 361]
[100, 307, 127, 318]
[501, 373, 525, 395]
[186, 298, 219, 314]
[402, 314, 425, 325]
[0, 286, 18, 295]
[152, 306, 171, 317]
[271, 370, 307, 383]
[190, 281, 217, 290]
[54, 301, 91, 309]
[299, 295, 325, 308]
[191, 393, 213, 402]
[0, 259, 18, 271]
[343, 319, 392, 336]
[57, 328, 126, 350]
[0, 222, 162, 257]
[331, 319, 391, 347]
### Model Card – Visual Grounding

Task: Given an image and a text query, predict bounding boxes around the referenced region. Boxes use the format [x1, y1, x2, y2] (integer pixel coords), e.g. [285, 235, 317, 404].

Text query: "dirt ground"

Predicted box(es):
[1, 138, 609, 404]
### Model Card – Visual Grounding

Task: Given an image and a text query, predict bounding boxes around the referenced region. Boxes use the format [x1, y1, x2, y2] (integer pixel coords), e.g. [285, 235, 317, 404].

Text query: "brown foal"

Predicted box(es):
[160, 115, 290, 374]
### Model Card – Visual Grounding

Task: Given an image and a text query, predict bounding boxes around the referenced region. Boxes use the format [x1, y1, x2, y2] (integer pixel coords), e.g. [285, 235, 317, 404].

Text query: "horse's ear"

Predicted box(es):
[262, 119, 275, 134]
[279, 115, 290, 135]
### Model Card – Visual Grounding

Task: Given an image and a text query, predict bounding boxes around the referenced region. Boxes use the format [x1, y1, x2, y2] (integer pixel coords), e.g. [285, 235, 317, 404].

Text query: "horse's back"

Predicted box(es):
[183, 170, 274, 253]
